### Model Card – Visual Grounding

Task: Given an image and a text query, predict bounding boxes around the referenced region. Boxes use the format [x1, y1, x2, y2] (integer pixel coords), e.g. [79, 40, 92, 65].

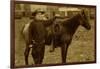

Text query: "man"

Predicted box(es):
[23, 9, 56, 64]
[29, 9, 56, 46]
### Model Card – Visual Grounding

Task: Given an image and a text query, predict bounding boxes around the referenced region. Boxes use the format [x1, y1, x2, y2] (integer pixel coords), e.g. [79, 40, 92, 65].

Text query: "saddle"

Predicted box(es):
[53, 23, 62, 35]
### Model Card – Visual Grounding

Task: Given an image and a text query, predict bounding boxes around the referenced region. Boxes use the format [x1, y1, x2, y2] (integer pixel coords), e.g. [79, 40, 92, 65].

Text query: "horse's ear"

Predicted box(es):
[81, 9, 85, 15]
[52, 11, 55, 16]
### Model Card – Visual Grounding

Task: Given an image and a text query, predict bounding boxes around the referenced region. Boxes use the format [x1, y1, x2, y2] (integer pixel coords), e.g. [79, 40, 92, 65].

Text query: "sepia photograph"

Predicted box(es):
[11, 1, 96, 68]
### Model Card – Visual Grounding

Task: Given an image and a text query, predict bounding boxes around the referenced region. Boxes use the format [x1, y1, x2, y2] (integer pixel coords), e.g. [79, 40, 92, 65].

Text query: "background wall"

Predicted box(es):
[0, 0, 99, 69]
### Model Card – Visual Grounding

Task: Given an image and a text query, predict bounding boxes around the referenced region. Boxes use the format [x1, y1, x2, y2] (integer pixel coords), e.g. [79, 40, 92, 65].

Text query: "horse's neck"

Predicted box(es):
[64, 14, 80, 35]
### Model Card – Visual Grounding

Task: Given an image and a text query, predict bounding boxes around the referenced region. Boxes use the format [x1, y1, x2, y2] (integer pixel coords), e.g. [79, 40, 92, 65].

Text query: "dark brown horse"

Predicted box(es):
[22, 12, 56, 65]
[49, 9, 91, 63]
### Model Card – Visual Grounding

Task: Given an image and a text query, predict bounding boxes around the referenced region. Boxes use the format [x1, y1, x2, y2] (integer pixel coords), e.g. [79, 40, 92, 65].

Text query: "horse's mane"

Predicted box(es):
[62, 13, 80, 26]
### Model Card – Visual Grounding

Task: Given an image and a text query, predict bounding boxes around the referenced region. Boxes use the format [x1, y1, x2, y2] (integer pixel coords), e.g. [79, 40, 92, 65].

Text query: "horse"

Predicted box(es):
[22, 12, 56, 65]
[49, 9, 91, 63]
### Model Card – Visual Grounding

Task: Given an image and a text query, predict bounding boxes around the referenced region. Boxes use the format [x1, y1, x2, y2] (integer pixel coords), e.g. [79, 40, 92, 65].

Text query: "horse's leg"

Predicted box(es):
[61, 43, 66, 63]
[49, 34, 55, 52]
[61, 42, 70, 63]
[24, 43, 30, 65]
[49, 38, 55, 52]
[52, 37, 56, 51]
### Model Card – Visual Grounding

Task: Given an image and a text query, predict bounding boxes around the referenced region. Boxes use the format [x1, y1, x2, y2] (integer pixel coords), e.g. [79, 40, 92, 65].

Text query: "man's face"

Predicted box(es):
[35, 12, 47, 20]
[37, 13, 42, 15]
[35, 12, 42, 20]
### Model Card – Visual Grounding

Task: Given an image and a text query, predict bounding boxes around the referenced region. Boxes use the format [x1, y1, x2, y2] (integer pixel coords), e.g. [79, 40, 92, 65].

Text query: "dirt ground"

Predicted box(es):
[15, 17, 95, 66]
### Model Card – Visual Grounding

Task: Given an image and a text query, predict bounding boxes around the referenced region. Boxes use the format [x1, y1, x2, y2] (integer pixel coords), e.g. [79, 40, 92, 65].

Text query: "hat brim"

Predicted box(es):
[32, 11, 45, 16]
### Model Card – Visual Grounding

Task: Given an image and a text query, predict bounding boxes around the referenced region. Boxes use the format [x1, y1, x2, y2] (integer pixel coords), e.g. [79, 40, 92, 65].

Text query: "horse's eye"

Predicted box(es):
[83, 13, 87, 19]
[82, 13, 85, 17]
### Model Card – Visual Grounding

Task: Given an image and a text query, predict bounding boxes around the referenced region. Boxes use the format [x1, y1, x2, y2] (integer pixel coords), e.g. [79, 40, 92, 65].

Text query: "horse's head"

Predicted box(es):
[79, 9, 91, 30]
